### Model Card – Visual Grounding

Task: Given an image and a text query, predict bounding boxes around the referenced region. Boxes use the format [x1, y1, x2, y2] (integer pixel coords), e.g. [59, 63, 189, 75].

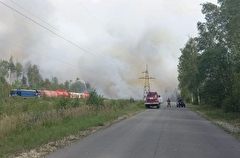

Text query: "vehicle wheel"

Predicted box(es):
[157, 105, 160, 109]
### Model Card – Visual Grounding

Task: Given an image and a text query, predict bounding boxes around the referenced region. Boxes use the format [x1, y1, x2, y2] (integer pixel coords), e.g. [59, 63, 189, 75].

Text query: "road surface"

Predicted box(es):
[47, 106, 240, 158]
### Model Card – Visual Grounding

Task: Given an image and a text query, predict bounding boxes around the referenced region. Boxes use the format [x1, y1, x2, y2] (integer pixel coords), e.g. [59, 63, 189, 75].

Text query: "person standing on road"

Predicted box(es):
[167, 98, 171, 107]
[158, 95, 163, 103]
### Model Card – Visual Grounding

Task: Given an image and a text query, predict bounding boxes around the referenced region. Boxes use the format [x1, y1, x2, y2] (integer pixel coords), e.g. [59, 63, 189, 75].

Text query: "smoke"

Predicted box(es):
[78, 25, 179, 99]
[0, 0, 217, 99]
[0, 0, 55, 62]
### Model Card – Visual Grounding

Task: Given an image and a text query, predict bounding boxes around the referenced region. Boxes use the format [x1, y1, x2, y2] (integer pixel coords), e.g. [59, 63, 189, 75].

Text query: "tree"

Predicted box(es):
[0, 76, 7, 84]
[219, 0, 240, 54]
[42, 78, 52, 89]
[85, 82, 92, 92]
[178, 38, 199, 103]
[8, 55, 15, 85]
[197, 46, 231, 106]
[12, 80, 23, 88]
[15, 62, 23, 80]
[196, 2, 234, 107]
[64, 80, 70, 90]
[21, 75, 27, 88]
[218, 0, 240, 112]
[27, 64, 43, 89]
[0, 60, 9, 79]
[51, 77, 59, 90]
[178, 0, 239, 111]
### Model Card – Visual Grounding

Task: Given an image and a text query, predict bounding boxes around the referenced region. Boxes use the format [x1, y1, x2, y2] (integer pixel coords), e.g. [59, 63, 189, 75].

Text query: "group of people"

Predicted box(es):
[155, 94, 183, 107]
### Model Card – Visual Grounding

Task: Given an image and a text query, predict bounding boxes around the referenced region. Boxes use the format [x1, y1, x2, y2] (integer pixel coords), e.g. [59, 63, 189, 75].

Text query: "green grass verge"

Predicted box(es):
[0, 98, 144, 157]
[188, 104, 240, 139]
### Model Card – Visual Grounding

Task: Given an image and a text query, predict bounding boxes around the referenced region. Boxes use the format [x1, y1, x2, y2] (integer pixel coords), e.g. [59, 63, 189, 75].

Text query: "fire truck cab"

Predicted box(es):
[145, 92, 161, 109]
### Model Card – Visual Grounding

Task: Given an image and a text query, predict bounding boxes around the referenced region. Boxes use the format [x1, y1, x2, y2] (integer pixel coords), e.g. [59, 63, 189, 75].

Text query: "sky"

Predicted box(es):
[0, 0, 218, 100]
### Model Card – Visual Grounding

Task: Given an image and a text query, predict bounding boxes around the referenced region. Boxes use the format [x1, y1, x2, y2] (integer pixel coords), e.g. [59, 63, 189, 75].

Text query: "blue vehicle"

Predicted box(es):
[10, 89, 41, 98]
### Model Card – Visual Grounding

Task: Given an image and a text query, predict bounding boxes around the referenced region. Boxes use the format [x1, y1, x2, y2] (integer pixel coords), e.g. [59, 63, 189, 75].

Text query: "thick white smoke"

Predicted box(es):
[0, 0, 217, 99]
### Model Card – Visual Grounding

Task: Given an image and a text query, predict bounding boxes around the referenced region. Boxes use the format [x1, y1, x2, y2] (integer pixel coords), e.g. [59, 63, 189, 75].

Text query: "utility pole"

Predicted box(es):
[139, 65, 155, 99]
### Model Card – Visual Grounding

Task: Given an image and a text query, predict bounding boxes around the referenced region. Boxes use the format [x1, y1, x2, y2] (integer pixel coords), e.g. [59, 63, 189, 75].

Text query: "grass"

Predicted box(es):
[0, 97, 144, 157]
[188, 104, 240, 139]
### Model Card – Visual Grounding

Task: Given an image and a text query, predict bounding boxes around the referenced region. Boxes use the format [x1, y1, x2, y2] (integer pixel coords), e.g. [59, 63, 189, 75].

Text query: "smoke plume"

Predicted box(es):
[0, 0, 217, 99]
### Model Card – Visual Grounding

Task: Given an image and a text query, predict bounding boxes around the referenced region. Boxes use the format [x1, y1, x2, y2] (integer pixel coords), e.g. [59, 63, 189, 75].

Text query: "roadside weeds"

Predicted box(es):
[188, 104, 240, 140]
[10, 111, 142, 158]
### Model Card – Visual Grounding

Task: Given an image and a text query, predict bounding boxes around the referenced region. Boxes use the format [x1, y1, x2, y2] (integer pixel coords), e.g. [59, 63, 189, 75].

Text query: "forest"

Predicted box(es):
[178, 0, 240, 112]
[0, 55, 91, 99]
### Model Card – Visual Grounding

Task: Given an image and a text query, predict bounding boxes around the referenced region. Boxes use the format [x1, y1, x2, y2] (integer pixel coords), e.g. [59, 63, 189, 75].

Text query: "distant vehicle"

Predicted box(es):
[55, 90, 70, 98]
[177, 99, 186, 108]
[145, 92, 160, 109]
[41, 90, 58, 97]
[41, 90, 70, 98]
[9, 89, 89, 99]
[10, 89, 41, 98]
[69, 92, 89, 98]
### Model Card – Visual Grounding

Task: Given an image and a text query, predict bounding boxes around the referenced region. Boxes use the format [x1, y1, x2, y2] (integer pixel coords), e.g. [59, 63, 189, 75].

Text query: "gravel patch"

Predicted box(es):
[214, 121, 240, 133]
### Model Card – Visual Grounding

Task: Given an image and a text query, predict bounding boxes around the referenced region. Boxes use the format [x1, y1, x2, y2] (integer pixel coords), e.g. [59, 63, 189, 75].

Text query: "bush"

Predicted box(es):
[70, 98, 81, 108]
[0, 82, 10, 102]
[129, 97, 135, 103]
[86, 90, 104, 106]
[222, 96, 240, 113]
[55, 97, 70, 109]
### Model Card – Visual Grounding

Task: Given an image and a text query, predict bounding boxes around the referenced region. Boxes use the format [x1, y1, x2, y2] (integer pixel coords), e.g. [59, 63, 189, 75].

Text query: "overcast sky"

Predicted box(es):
[0, 0, 218, 99]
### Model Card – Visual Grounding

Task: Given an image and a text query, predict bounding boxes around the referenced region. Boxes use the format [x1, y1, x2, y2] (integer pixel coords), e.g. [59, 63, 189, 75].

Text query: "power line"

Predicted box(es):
[1, 1, 123, 72]
[75, 0, 136, 75]
[0, 1, 87, 52]
[76, 0, 106, 29]
[0, 39, 109, 77]
[10, 0, 114, 65]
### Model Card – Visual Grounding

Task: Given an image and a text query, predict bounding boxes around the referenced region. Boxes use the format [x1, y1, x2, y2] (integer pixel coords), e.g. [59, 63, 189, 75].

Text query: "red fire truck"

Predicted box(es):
[145, 92, 161, 109]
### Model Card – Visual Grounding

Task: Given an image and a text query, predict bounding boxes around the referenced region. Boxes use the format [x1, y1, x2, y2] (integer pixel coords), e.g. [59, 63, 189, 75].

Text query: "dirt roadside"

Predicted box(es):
[194, 109, 240, 139]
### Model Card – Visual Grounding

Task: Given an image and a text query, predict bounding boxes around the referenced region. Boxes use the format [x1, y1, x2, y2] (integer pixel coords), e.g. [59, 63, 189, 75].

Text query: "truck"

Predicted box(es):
[144, 91, 161, 109]
[69, 92, 90, 99]
[41, 90, 70, 98]
[10, 89, 41, 98]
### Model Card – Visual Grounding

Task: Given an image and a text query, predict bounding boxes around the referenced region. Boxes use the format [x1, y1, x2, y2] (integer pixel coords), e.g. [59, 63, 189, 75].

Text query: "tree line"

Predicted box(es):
[0, 55, 91, 98]
[178, 0, 240, 112]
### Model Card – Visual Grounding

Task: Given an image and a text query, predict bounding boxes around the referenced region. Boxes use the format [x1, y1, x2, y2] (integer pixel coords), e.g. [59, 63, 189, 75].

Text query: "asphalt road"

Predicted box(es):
[46, 105, 240, 158]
